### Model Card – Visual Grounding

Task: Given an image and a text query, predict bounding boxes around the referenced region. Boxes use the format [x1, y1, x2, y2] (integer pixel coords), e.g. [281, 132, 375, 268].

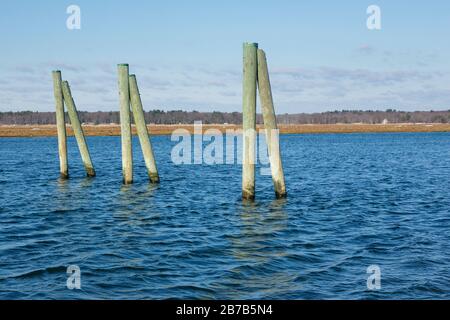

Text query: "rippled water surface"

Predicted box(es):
[1, 133, 450, 299]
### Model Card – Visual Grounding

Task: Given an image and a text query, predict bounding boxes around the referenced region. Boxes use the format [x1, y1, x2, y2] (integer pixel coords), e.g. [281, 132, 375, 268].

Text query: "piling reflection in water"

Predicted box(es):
[79, 177, 94, 189]
[219, 199, 299, 298]
[115, 184, 160, 225]
[234, 199, 288, 261]
[55, 177, 72, 210]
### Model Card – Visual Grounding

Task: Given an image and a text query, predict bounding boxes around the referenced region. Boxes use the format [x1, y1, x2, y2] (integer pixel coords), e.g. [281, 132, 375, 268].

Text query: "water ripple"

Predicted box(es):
[1, 133, 450, 299]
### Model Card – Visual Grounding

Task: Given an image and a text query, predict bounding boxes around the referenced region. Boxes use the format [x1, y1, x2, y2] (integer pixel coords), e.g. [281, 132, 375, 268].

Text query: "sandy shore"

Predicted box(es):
[1, 123, 450, 137]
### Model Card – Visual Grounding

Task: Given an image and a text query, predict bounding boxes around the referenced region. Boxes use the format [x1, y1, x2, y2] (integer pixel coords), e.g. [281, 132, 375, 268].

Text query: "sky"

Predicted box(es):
[1, 0, 450, 113]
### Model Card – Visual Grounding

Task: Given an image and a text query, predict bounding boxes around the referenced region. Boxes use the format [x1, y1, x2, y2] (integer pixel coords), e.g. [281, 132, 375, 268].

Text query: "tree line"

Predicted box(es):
[1, 109, 450, 125]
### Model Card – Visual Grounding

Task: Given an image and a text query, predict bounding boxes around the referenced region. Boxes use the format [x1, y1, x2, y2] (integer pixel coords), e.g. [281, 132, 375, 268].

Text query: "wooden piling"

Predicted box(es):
[257, 49, 287, 198]
[61, 81, 96, 177]
[52, 71, 68, 179]
[118, 64, 133, 184]
[242, 43, 258, 200]
[129, 75, 160, 183]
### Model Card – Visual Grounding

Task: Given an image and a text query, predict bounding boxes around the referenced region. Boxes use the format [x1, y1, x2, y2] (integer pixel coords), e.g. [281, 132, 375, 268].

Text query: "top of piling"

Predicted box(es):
[118, 63, 129, 67]
[52, 70, 61, 73]
[243, 42, 258, 48]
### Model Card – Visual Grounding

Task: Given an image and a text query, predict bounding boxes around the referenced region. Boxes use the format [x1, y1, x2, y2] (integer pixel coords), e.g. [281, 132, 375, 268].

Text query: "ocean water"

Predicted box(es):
[1, 132, 450, 300]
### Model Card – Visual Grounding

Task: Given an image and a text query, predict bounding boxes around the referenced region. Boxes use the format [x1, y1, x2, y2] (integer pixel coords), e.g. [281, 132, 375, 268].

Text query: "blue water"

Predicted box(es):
[1, 133, 450, 299]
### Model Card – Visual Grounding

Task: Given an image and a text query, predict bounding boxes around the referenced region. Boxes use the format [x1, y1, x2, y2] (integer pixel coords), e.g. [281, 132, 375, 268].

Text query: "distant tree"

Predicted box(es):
[2, 109, 450, 125]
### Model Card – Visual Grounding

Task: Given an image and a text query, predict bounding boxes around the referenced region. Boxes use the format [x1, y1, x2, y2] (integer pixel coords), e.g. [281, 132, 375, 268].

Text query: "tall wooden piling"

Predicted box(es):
[61, 81, 96, 177]
[118, 64, 133, 184]
[52, 71, 68, 179]
[257, 49, 287, 198]
[129, 75, 160, 183]
[242, 43, 258, 200]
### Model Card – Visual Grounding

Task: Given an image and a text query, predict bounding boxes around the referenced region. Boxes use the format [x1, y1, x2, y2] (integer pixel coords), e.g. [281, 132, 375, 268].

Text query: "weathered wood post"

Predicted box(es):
[52, 70, 68, 179]
[61, 81, 96, 177]
[257, 49, 287, 198]
[242, 43, 258, 200]
[118, 64, 133, 184]
[129, 75, 160, 183]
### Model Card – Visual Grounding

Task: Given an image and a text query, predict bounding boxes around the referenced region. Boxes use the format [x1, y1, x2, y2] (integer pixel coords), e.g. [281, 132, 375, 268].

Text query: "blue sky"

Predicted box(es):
[1, 0, 450, 113]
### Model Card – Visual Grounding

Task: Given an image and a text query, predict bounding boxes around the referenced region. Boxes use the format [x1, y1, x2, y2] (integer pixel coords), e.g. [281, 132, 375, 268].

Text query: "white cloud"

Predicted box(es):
[0, 62, 449, 113]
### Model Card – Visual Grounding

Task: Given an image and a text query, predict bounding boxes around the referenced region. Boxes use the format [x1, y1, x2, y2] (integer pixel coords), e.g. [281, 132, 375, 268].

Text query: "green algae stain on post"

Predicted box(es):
[118, 64, 133, 184]
[52, 70, 68, 179]
[257, 49, 287, 198]
[129, 74, 160, 183]
[61, 81, 96, 177]
[242, 43, 258, 200]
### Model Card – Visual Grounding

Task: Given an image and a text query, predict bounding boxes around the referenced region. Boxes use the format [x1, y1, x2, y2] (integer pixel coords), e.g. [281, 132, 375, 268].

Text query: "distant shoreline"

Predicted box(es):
[1, 123, 450, 137]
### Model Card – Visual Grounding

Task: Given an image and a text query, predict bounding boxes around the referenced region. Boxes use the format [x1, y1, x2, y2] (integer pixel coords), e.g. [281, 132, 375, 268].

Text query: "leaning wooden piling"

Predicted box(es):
[242, 43, 258, 200]
[118, 64, 133, 184]
[61, 81, 96, 177]
[52, 71, 68, 179]
[257, 49, 287, 198]
[129, 75, 160, 183]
